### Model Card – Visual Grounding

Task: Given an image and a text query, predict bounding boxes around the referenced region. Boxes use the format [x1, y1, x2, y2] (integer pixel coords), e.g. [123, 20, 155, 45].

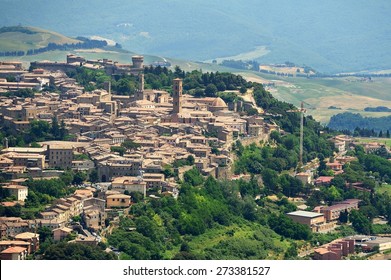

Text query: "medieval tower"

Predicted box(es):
[172, 78, 183, 114]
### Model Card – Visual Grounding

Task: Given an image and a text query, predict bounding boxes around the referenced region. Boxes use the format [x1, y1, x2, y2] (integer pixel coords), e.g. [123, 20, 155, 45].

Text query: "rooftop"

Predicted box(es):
[14, 232, 39, 239]
[287, 210, 324, 218]
[2, 184, 28, 190]
[107, 194, 131, 199]
[1, 246, 27, 254]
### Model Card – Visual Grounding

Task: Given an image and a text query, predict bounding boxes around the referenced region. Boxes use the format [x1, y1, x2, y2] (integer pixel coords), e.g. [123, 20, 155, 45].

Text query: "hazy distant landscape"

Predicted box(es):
[1, 0, 390, 73]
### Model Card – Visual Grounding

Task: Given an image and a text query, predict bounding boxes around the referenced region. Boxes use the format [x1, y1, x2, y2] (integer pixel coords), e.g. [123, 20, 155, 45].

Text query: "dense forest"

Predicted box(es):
[328, 112, 391, 133]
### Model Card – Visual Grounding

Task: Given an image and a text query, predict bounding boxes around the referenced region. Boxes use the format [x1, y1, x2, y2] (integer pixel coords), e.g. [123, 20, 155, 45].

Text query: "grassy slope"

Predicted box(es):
[0, 26, 81, 52]
[376, 184, 391, 196]
[163, 222, 290, 260]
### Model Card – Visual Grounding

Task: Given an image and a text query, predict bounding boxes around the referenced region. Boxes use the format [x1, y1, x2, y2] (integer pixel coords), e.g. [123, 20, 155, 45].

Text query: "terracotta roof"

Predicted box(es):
[314, 248, 330, 255]
[0, 240, 30, 246]
[2, 184, 28, 190]
[52, 227, 73, 233]
[1, 246, 27, 254]
[316, 176, 334, 183]
[14, 232, 39, 239]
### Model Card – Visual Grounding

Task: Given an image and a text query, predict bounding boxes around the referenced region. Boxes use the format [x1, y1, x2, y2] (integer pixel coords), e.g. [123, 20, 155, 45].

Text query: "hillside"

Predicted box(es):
[0, 26, 81, 53]
[1, 0, 390, 73]
[1, 24, 390, 126]
[2, 43, 390, 125]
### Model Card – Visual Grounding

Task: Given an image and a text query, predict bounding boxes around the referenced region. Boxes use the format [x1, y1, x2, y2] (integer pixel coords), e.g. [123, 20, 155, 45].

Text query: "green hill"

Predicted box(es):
[0, 26, 81, 52]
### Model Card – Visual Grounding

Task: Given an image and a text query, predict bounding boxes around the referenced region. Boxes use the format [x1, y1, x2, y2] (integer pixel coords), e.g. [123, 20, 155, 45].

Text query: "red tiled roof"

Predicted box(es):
[1, 246, 27, 254]
[316, 176, 334, 183]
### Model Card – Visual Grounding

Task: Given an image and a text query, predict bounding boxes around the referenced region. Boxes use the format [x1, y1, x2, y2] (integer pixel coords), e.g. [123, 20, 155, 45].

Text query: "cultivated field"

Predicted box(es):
[0, 26, 80, 52]
[265, 76, 391, 124]
[259, 65, 316, 76]
[355, 138, 391, 147]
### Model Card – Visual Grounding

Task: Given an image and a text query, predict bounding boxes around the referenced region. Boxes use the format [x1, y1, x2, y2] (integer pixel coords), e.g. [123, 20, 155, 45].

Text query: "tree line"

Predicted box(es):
[328, 112, 391, 133]
[0, 38, 107, 57]
[67, 65, 251, 97]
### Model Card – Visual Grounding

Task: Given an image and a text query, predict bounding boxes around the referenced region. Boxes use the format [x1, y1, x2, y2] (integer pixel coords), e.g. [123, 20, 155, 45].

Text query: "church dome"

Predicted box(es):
[211, 97, 227, 108]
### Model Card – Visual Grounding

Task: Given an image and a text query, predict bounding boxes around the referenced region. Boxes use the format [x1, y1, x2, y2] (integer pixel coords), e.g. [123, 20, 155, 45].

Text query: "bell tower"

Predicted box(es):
[172, 78, 183, 114]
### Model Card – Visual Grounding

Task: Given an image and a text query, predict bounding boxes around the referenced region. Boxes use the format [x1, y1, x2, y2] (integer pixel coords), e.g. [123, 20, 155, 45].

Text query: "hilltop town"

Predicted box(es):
[0, 54, 391, 260]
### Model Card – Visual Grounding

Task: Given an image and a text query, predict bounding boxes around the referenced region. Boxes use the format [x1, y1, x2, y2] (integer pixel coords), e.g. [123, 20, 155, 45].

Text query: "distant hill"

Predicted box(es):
[0, 0, 390, 73]
[328, 112, 391, 132]
[0, 26, 81, 53]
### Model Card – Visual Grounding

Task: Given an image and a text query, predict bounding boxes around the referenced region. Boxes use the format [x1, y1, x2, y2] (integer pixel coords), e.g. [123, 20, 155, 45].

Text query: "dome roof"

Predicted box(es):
[211, 97, 227, 108]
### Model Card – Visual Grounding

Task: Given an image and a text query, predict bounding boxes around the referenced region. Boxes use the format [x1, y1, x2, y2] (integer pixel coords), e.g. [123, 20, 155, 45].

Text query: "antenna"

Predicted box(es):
[286, 102, 306, 171]
[299, 101, 304, 168]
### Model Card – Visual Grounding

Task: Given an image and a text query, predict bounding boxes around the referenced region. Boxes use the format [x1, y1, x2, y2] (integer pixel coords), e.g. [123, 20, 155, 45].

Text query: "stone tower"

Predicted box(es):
[132, 56, 144, 69]
[139, 73, 144, 92]
[172, 78, 183, 114]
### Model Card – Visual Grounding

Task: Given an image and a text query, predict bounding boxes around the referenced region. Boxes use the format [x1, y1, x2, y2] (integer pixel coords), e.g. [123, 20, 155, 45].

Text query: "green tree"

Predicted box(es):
[186, 155, 195, 165]
[51, 116, 60, 138]
[89, 170, 99, 183]
[216, 81, 226, 91]
[163, 166, 175, 178]
[183, 168, 204, 186]
[37, 226, 53, 243]
[323, 186, 343, 204]
[111, 146, 126, 156]
[59, 120, 67, 140]
[73, 171, 87, 185]
[262, 168, 280, 194]
[43, 242, 116, 260]
[284, 243, 298, 259]
[279, 174, 304, 197]
[268, 214, 312, 240]
[178, 212, 206, 235]
[339, 209, 349, 223]
[204, 84, 218, 97]
[135, 216, 161, 241]
[239, 86, 247, 94]
[121, 140, 141, 150]
[349, 209, 372, 235]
